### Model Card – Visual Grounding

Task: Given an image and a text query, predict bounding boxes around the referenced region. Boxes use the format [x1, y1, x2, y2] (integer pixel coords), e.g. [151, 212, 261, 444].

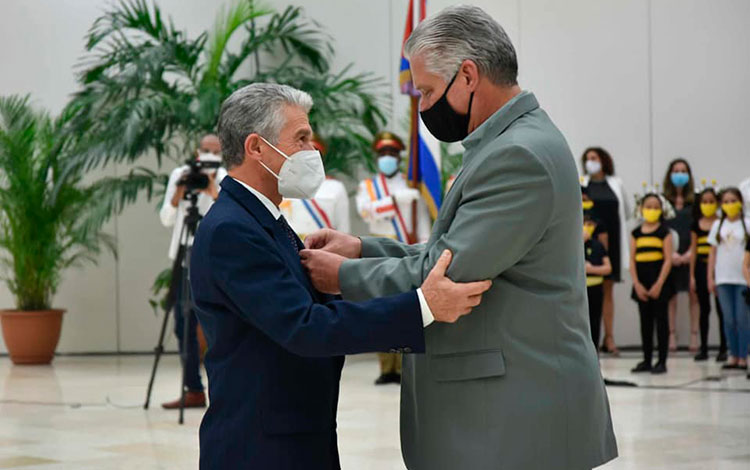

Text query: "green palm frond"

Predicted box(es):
[203, 0, 272, 84]
[75, 167, 164, 242]
[71, 0, 385, 179]
[0, 95, 118, 310]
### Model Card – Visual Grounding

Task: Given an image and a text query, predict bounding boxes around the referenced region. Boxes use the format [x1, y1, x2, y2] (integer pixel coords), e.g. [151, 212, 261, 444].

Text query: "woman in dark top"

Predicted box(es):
[581, 147, 630, 355]
[662, 158, 699, 352]
[690, 187, 727, 361]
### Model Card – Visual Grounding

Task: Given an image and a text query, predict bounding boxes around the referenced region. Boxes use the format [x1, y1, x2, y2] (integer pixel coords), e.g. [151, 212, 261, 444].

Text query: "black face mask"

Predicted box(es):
[420, 72, 474, 143]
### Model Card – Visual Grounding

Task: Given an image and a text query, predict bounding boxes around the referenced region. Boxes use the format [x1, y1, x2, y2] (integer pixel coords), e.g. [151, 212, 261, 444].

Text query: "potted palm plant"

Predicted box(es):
[0, 95, 148, 364]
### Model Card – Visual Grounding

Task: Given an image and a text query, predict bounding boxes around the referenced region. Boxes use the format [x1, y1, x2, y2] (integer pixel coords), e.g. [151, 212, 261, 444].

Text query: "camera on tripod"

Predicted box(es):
[177, 157, 221, 195]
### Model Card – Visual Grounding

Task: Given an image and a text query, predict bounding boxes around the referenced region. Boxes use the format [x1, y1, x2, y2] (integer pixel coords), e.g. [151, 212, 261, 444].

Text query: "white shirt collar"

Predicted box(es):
[232, 178, 281, 220]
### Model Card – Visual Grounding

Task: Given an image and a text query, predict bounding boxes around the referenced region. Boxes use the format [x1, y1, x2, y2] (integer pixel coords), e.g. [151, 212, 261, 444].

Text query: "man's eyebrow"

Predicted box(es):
[295, 128, 312, 138]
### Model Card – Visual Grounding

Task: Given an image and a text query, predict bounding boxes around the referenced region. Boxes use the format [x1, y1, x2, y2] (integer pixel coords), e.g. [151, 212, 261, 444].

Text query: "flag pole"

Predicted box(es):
[409, 95, 419, 244]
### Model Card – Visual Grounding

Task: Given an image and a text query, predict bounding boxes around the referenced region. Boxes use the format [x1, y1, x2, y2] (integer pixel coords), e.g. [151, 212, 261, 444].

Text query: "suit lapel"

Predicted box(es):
[220, 178, 321, 300]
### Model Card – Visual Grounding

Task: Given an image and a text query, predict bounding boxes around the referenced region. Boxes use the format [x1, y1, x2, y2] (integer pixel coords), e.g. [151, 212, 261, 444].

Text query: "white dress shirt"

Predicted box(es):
[232, 178, 434, 327]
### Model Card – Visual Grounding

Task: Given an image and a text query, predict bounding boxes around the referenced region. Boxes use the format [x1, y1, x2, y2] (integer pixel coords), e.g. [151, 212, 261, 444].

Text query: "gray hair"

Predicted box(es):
[404, 5, 518, 86]
[217, 83, 313, 169]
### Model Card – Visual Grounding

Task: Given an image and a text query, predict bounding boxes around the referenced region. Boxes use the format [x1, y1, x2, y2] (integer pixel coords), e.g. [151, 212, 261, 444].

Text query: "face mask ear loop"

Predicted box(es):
[257, 135, 289, 180]
[258, 160, 281, 180]
[259, 135, 291, 161]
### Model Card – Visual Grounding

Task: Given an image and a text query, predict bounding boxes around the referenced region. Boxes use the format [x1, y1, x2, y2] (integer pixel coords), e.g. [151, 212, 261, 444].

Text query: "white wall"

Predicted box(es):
[1, 0, 748, 352]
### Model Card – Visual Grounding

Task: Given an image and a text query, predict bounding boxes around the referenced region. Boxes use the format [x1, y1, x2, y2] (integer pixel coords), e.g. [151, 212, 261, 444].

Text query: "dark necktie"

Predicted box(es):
[277, 215, 301, 253]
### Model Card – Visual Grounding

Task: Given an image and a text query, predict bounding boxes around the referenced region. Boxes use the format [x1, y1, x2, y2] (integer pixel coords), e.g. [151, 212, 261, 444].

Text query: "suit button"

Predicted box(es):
[403, 347, 412, 353]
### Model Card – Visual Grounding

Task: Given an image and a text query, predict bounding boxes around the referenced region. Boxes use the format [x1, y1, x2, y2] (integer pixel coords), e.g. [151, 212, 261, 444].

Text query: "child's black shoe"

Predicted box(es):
[651, 361, 667, 374]
[631, 361, 652, 373]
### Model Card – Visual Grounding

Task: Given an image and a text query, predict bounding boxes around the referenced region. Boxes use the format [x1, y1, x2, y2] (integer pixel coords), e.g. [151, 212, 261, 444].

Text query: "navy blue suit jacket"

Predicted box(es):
[190, 177, 425, 470]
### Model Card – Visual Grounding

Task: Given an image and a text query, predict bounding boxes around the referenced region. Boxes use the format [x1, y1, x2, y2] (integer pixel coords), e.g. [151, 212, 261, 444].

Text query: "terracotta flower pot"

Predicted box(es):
[0, 309, 65, 365]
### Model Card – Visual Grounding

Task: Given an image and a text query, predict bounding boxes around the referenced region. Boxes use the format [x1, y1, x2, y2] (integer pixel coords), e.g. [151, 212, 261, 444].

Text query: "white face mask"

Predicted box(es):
[585, 160, 602, 175]
[258, 136, 325, 199]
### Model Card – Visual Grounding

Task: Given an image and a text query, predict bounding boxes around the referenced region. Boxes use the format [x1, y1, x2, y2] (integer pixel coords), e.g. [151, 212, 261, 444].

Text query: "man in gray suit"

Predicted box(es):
[301, 5, 617, 470]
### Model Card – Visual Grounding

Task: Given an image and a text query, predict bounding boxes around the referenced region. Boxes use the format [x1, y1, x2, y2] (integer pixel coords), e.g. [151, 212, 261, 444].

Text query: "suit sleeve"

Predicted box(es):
[340, 145, 554, 301]
[361, 237, 425, 259]
[208, 222, 425, 357]
[416, 196, 432, 243]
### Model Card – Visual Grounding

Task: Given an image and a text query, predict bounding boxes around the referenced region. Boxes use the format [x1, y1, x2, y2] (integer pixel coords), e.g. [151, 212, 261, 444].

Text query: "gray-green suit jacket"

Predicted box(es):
[340, 92, 618, 470]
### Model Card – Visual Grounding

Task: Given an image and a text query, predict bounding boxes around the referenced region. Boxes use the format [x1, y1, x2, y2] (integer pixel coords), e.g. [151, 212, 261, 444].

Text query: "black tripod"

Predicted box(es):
[144, 191, 203, 425]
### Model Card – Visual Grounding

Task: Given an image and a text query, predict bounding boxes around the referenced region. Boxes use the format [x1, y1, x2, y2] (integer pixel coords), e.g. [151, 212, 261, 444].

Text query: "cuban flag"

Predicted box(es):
[400, 0, 442, 219]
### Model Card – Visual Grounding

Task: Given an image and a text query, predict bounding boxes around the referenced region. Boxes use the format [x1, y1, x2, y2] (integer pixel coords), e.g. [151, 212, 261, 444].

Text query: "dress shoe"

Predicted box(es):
[161, 391, 206, 409]
[693, 351, 708, 362]
[716, 351, 728, 362]
[651, 361, 667, 374]
[631, 361, 652, 373]
[374, 373, 401, 385]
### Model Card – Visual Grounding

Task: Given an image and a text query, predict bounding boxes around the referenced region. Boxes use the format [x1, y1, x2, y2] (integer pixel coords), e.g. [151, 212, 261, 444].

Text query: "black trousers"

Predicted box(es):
[638, 298, 669, 363]
[695, 260, 727, 354]
[587, 285, 604, 347]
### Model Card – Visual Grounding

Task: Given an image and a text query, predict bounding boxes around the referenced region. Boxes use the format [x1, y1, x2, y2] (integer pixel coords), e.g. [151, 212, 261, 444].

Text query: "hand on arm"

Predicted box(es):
[300, 248, 491, 324]
[418, 250, 491, 323]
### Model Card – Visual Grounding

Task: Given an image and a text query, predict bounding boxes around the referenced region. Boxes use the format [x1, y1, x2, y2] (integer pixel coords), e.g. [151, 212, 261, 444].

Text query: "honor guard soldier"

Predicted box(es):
[280, 134, 351, 238]
[355, 131, 431, 384]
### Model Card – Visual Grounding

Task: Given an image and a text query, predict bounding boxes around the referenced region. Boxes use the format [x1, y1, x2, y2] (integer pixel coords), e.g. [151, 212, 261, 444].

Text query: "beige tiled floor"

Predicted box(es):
[0, 353, 748, 469]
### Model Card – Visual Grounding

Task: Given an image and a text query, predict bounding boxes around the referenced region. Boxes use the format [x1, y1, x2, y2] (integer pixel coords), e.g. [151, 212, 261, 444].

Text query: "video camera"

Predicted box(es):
[177, 157, 221, 194]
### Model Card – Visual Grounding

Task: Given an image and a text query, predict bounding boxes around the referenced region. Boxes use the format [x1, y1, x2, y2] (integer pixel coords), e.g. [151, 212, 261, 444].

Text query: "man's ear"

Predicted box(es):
[459, 59, 480, 92]
[244, 133, 263, 163]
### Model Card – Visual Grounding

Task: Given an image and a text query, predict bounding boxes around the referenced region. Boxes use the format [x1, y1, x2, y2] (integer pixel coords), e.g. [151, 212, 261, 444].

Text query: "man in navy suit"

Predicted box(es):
[190, 83, 492, 470]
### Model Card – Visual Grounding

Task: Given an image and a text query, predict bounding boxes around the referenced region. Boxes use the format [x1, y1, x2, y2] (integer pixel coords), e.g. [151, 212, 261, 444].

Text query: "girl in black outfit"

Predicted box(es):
[663, 158, 699, 351]
[690, 188, 727, 361]
[630, 194, 674, 374]
[584, 212, 612, 347]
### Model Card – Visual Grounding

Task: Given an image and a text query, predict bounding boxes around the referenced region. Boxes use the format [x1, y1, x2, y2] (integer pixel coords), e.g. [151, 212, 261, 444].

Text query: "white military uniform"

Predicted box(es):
[280, 177, 351, 238]
[356, 172, 431, 244]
